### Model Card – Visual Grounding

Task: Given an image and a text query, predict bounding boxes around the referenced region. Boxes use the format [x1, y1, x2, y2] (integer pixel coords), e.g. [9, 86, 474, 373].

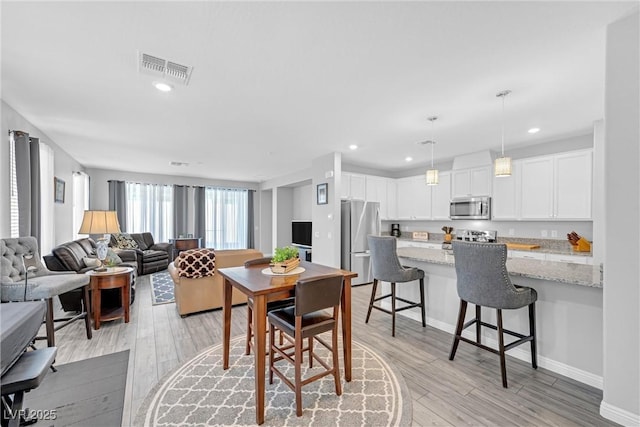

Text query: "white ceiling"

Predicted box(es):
[2, 1, 637, 182]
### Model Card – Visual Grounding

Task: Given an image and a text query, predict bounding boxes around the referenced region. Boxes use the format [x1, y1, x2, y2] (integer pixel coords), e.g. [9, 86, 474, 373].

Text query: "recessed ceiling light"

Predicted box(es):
[349, 144, 358, 150]
[154, 82, 172, 92]
[528, 127, 540, 134]
[405, 156, 413, 162]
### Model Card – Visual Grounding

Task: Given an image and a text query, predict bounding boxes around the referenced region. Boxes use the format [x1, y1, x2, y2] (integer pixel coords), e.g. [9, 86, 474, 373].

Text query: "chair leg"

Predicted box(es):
[332, 318, 342, 396]
[45, 298, 55, 347]
[419, 278, 426, 327]
[496, 309, 508, 388]
[365, 279, 378, 323]
[529, 302, 538, 369]
[246, 306, 253, 355]
[308, 337, 313, 368]
[476, 305, 482, 344]
[295, 331, 303, 416]
[82, 285, 92, 340]
[449, 300, 467, 360]
[268, 323, 275, 385]
[391, 282, 396, 337]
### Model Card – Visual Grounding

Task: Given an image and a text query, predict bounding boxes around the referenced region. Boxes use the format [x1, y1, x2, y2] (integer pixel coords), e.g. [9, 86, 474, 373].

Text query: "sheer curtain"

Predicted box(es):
[125, 182, 173, 242]
[39, 142, 55, 256]
[72, 171, 90, 240]
[204, 187, 248, 249]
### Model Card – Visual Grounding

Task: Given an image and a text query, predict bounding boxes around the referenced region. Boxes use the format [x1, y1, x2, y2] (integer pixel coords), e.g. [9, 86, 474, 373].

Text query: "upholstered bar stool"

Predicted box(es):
[366, 235, 426, 337]
[244, 257, 294, 355]
[449, 241, 537, 388]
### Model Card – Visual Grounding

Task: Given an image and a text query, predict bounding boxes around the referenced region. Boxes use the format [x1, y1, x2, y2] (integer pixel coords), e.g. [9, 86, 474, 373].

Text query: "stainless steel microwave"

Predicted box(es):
[450, 196, 491, 220]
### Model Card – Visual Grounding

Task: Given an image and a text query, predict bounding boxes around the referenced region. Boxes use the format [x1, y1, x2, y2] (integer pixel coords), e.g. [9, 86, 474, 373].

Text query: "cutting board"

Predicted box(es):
[506, 243, 541, 250]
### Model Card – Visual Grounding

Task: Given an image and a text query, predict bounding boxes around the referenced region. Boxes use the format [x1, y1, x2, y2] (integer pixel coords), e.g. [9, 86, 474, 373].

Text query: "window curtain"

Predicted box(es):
[194, 186, 206, 243]
[108, 180, 127, 231]
[125, 182, 173, 242]
[38, 142, 55, 256]
[9, 132, 19, 238]
[204, 187, 248, 250]
[247, 190, 255, 248]
[73, 171, 90, 240]
[13, 131, 41, 249]
[173, 185, 189, 238]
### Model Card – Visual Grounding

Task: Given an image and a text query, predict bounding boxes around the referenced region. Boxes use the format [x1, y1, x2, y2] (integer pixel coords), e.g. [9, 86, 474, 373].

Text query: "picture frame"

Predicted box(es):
[54, 177, 65, 203]
[316, 183, 328, 205]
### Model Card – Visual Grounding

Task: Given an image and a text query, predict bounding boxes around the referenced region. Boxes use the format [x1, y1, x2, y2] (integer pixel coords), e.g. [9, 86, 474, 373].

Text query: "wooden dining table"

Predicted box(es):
[219, 260, 357, 425]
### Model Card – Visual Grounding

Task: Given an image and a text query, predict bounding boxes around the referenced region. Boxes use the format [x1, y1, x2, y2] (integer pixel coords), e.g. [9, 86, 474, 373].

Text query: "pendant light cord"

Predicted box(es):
[501, 93, 505, 157]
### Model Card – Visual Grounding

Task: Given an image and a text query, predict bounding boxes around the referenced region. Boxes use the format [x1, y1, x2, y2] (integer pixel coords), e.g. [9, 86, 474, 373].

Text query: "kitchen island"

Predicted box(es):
[383, 245, 604, 389]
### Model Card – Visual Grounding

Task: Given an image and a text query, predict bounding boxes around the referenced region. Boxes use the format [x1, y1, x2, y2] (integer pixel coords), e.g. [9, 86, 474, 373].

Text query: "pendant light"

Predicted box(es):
[495, 90, 512, 177]
[424, 116, 439, 186]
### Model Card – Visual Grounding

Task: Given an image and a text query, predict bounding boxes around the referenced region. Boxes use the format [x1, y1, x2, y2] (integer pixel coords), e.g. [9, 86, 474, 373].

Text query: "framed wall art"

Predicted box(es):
[54, 177, 65, 203]
[316, 183, 328, 205]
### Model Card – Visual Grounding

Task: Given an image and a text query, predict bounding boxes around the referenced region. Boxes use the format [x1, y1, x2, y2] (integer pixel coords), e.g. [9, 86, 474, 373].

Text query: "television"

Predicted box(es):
[292, 221, 312, 247]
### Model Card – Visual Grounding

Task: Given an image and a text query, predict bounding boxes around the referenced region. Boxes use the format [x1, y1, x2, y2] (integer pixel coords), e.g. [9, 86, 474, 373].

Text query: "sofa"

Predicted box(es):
[109, 232, 172, 275]
[168, 249, 263, 316]
[44, 237, 137, 311]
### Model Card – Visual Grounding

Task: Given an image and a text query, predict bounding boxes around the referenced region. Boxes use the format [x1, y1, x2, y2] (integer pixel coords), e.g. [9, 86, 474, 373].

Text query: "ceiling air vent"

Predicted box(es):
[138, 52, 193, 86]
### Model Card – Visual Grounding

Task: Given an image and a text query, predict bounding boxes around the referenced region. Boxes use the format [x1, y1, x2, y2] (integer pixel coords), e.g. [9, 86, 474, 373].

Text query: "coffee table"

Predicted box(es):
[86, 266, 134, 330]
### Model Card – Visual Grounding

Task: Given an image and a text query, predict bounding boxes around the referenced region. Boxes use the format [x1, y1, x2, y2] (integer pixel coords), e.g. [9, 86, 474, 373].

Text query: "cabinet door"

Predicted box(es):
[411, 175, 431, 219]
[451, 170, 471, 198]
[365, 176, 388, 219]
[386, 179, 397, 220]
[492, 161, 519, 220]
[350, 174, 366, 200]
[520, 157, 554, 219]
[431, 171, 451, 219]
[395, 177, 414, 219]
[341, 172, 352, 199]
[470, 166, 491, 196]
[554, 150, 592, 219]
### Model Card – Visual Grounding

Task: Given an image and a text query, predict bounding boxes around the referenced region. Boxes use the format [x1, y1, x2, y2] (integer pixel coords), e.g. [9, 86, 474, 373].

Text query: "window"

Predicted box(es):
[125, 182, 173, 242]
[204, 187, 248, 249]
[72, 172, 90, 240]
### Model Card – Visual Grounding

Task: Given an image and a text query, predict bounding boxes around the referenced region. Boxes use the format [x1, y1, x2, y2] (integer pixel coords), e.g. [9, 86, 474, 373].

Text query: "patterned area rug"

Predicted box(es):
[150, 271, 175, 305]
[135, 336, 411, 426]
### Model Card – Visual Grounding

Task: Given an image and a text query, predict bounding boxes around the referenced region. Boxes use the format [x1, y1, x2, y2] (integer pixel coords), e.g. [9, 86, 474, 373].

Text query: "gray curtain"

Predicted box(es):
[173, 185, 188, 238]
[247, 190, 255, 248]
[14, 131, 41, 249]
[108, 180, 127, 231]
[193, 186, 206, 245]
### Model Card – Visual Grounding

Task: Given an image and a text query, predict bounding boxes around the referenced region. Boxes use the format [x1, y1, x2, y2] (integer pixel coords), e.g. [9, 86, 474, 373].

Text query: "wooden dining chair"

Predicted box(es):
[244, 257, 294, 355]
[267, 273, 344, 417]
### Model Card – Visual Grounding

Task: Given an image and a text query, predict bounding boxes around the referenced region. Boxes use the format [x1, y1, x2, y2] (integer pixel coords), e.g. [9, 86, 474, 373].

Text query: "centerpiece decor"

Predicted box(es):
[270, 246, 300, 274]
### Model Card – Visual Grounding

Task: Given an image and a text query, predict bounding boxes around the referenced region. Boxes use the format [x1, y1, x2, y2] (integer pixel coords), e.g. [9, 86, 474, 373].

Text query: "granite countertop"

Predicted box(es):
[396, 247, 602, 288]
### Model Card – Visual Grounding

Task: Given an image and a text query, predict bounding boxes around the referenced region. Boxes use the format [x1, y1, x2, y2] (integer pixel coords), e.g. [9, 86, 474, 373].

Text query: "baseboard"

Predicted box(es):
[600, 401, 640, 426]
[386, 306, 604, 389]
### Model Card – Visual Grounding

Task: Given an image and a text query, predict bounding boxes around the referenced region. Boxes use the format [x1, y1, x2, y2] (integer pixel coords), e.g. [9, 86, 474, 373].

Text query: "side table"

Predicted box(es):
[86, 266, 134, 330]
[170, 237, 202, 260]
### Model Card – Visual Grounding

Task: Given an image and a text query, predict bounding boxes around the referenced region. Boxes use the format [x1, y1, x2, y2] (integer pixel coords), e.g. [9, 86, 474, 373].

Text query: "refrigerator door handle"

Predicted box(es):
[353, 252, 370, 258]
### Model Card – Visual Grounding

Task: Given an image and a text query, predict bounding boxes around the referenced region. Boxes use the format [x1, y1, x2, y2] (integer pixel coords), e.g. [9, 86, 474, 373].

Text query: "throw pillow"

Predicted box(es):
[176, 249, 216, 279]
[104, 249, 123, 266]
[113, 233, 139, 249]
[83, 256, 102, 268]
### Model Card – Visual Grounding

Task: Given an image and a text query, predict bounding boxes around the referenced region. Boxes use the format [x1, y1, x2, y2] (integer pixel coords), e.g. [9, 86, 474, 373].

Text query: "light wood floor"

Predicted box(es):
[46, 274, 617, 427]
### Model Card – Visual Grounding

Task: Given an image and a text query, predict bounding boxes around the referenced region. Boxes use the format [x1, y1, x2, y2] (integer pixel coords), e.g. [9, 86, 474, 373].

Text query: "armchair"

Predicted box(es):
[1, 237, 92, 347]
[110, 232, 171, 275]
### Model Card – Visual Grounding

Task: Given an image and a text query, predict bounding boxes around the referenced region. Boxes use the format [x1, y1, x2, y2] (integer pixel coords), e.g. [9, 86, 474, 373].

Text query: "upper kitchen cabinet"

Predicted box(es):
[492, 160, 520, 220]
[365, 175, 395, 220]
[451, 166, 492, 198]
[431, 171, 452, 219]
[341, 172, 366, 200]
[519, 149, 592, 220]
[396, 175, 431, 220]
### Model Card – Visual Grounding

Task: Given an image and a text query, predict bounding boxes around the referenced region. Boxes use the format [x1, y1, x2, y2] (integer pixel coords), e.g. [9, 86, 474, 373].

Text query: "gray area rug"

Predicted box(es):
[24, 350, 129, 427]
[135, 337, 411, 426]
[151, 271, 175, 305]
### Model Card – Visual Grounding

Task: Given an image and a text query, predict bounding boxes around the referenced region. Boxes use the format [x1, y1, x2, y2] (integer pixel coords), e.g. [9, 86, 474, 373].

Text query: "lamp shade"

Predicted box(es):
[78, 210, 121, 235]
[494, 156, 512, 177]
[426, 169, 439, 186]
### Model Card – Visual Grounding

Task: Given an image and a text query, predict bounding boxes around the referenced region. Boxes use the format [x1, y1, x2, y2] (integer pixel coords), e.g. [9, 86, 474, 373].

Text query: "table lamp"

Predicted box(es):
[78, 210, 121, 271]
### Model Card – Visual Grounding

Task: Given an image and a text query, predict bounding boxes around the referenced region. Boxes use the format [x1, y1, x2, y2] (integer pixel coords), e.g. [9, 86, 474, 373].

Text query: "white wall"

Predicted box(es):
[273, 187, 293, 249]
[292, 184, 312, 220]
[592, 120, 605, 265]
[1, 101, 84, 244]
[601, 9, 640, 425]
[311, 152, 342, 267]
[259, 189, 272, 255]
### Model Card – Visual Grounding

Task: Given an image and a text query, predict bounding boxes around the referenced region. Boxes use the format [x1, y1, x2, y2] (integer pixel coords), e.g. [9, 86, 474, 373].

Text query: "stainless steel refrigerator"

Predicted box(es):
[341, 200, 381, 286]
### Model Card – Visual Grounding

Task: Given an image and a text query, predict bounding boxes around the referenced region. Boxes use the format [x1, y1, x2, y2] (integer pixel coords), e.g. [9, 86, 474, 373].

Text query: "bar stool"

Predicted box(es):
[449, 241, 537, 388]
[366, 235, 426, 337]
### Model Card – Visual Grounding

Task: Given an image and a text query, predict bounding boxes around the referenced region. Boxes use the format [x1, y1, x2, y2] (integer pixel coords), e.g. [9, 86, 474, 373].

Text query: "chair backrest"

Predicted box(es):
[367, 235, 406, 282]
[294, 274, 343, 317]
[244, 257, 274, 268]
[1, 237, 49, 282]
[452, 241, 523, 309]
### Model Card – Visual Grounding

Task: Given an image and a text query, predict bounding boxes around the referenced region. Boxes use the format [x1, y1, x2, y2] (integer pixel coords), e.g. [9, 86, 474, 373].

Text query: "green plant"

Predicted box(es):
[271, 246, 299, 263]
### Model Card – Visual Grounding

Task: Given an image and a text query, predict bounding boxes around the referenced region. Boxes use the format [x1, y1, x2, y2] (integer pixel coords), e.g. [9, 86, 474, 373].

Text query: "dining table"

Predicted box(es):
[219, 260, 357, 425]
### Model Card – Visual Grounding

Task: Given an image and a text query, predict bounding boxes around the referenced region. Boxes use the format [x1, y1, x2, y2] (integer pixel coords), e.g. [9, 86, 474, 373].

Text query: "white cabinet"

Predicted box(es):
[365, 175, 395, 220]
[386, 179, 397, 220]
[520, 150, 592, 220]
[451, 166, 491, 198]
[396, 176, 430, 220]
[492, 160, 520, 220]
[341, 173, 366, 200]
[431, 171, 451, 219]
[509, 251, 593, 265]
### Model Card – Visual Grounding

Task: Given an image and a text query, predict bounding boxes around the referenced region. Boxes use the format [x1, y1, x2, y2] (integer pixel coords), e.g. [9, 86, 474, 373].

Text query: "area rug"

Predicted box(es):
[151, 271, 175, 305]
[135, 337, 411, 426]
[24, 350, 129, 427]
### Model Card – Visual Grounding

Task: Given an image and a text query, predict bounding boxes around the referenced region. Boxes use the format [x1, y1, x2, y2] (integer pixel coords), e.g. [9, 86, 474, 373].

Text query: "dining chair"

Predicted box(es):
[267, 273, 344, 417]
[244, 257, 294, 355]
[366, 235, 426, 337]
[449, 240, 538, 388]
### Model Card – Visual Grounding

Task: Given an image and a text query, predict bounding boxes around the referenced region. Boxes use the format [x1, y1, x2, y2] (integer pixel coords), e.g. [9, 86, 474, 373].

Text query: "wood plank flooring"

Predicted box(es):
[44, 274, 617, 426]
